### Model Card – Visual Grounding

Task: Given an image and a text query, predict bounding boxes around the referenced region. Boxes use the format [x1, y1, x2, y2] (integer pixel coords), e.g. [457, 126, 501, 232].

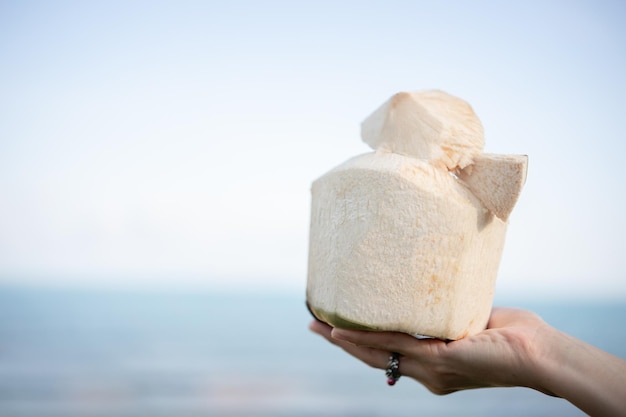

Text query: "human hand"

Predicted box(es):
[309, 307, 554, 395]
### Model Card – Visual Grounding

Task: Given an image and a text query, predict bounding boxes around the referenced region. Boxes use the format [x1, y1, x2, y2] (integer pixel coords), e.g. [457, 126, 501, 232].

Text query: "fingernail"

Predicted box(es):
[309, 320, 326, 334]
[331, 328, 351, 341]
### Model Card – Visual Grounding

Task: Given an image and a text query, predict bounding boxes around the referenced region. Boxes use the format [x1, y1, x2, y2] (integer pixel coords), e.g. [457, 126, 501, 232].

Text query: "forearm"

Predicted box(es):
[532, 326, 626, 417]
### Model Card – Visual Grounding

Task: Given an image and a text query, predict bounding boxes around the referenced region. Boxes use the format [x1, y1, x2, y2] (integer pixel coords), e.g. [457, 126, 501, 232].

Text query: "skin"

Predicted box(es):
[309, 307, 626, 417]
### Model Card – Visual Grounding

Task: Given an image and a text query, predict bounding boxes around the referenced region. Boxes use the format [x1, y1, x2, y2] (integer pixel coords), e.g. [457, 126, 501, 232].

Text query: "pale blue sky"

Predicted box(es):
[1, 1, 625, 298]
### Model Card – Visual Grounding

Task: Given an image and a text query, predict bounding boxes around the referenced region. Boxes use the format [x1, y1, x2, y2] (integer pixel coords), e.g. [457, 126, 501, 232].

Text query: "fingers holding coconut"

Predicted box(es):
[330, 328, 451, 382]
[325, 328, 499, 394]
[308, 320, 333, 340]
[309, 320, 390, 370]
[310, 322, 457, 390]
[309, 320, 443, 368]
[330, 328, 437, 358]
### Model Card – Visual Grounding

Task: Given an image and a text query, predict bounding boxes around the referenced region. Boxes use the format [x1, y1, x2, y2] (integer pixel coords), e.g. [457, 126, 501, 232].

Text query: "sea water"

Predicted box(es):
[0, 285, 624, 417]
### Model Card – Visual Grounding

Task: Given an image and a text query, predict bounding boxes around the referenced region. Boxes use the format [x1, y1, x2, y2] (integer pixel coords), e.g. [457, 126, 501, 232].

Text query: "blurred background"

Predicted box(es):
[1, 0, 624, 416]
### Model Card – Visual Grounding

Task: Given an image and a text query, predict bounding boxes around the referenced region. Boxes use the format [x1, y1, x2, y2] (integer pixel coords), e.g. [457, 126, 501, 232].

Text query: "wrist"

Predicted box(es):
[528, 323, 626, 416]
[525, 323, 568, 397]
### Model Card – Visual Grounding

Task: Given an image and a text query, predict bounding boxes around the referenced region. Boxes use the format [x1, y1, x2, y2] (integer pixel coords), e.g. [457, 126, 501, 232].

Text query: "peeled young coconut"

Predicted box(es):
[306, 90, 527, 340]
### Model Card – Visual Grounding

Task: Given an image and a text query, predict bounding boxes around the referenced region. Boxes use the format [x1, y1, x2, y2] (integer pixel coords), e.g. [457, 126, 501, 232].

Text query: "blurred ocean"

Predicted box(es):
[0, 285, 624, 417]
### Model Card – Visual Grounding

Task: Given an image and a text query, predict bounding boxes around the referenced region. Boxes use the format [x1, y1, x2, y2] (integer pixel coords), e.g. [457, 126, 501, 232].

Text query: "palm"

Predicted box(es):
[310, 308, 548, 394]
